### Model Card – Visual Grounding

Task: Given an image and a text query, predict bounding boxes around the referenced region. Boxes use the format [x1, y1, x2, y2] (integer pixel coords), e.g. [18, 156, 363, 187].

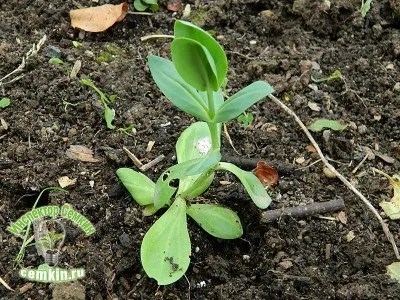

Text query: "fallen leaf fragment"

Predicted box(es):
[66, 145, 100, 163]
[337, 211, 347, 224]
[374, 168, 400, 220]
[374, 151, 395, 164]
[307, 101, 321, 112]
[387, 262, 400, 283]
[346, 231, 355, 242]
[58, 176, 77, 188]
[295, 157, 305, 164]
[167, 0, 182, 11]
[70, 3, 128, 32]
[253, 161, 279, 188]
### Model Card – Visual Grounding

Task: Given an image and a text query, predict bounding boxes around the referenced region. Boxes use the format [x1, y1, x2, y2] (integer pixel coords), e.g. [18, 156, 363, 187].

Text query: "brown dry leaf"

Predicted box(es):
[253, 161, 279, 188]
[167, 0, 182, 11]
[66, 145, 100, 163]
[337, 211, 347, 224]
[375, 151, 395, 164]
[70, 3, 128, 32]
[305, 145, 317, 154]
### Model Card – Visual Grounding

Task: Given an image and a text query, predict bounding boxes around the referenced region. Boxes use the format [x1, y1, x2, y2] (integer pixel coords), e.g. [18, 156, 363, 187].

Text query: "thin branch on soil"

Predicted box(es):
[261, 198, 345, 222]
[223, 123, 240, 155]
[0, 276, 13, 291]
[139, 154, 165, 171]
[122, 146, 143, 168]
[268, 94, 400, 260]
[140, 34, 174, 42]
[222, 154, 297, 175]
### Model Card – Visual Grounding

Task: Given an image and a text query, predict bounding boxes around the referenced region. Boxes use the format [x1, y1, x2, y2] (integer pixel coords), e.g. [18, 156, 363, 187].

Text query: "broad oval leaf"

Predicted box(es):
[187, 204, 243, 239]
[217, 162, 272, 209]
[148, 55, 210, 121]
[171, 38, 218, 91]
[116, 168, 155, 206]
[213, 81, 274, 123]
[141, 197, 191, 285]
[174, 20, 227, 88]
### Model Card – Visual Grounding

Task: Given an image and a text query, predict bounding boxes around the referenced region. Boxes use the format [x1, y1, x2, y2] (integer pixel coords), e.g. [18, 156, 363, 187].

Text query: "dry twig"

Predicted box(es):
[268, 94, 400, 259]
[261, 198, 345, 222]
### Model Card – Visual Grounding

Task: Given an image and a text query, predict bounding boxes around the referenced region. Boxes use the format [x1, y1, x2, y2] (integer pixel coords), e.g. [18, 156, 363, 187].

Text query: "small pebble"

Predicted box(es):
[357, 124, 368, 135]
[45, 45, 61, 58]
[243, 255, 250, 263]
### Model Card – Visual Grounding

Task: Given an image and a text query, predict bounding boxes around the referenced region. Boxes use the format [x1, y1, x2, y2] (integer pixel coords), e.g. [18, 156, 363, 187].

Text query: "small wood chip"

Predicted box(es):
[337, 211, 347, 224]
[123, 146, 142, 168]
[19, 282, 34, 293]
[139, 155, 165, 172]
[375, 151, 395, 164]
[146, 141, 155, 153]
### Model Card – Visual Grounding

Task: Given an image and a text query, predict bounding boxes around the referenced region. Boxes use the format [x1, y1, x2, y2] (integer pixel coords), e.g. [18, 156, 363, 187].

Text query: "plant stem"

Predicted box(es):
[140, 34, 175, 42]
[206, 88, 220, 150]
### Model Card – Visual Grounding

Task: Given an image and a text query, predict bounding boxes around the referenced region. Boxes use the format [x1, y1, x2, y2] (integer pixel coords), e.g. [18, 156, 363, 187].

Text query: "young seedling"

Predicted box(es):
[0, 98, 10, 108]
[117, 20, 274, 285]
[134, 0, 158, 12]
[237, 111, 254, 127]
[311, 70, 342, 83]
[79, 79, 116, 129]
[361, 0, 372, 18]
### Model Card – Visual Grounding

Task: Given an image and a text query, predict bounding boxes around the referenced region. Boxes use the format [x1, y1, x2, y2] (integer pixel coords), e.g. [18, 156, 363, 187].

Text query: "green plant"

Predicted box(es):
[361, 0, 372, 18]
[0, 98, 10, 108]
[237, 111, 254, 127]
[134, 0, 158, 11]
[116, 20, 274, 285]
[49, 57, 69, 76]
[79, 79, 116, 129]
[311, 70, 342, 83]
[38, 229, 65, 250]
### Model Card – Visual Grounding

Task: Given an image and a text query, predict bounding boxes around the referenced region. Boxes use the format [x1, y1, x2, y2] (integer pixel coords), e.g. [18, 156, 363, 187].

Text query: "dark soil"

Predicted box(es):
[1, 0, 400, 299]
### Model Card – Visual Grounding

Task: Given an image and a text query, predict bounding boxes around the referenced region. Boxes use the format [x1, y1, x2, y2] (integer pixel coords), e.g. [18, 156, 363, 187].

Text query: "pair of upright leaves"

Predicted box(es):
[149, 21, 274, 123]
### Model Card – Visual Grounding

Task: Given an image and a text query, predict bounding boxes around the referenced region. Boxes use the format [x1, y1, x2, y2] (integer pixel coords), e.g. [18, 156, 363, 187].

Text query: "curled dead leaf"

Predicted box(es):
[253, 161, 279, 188]
[70, 3, 128, 32]
[66, 145, 100, 163]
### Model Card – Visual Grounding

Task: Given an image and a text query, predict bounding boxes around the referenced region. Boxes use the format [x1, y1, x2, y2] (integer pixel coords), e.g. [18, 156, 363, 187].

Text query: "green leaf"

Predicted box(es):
[171, 37, 218, 91]
[237, 112, 254, 127]
[149, 3, 159, 11]
[80, 79, 110, 104]
[148, 55, 210, 121]
[143, 0, 157, 4]
[308, 119, 348, 132]
[104, 104, 116, 129]
[174, 20, 228, 88]
[311, 70, 342, 83]
[72, 41, 82, 48]
[116, 168, 155, 206]
[141, 197, 190, 285]
[213, 81, 274, 123]
[0, 98, 10, 108]
[176, 122, 214, 196]
[154, 150, 221, 208]
[217, 162, 272, 209]
[187, 204, 242, 239]
[49, 57, 65, 65]
[361, 0, 372, 18]
[387, 261, 400, 282]
[134, 0, 148, 11]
